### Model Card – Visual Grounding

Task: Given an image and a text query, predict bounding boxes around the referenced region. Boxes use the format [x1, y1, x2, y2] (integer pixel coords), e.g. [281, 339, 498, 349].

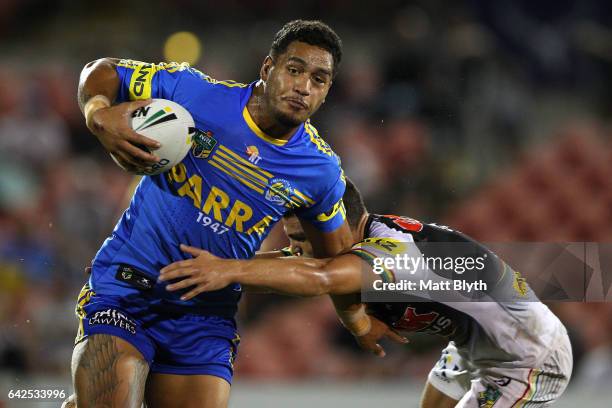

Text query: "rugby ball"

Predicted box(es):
[111, 99, 194, 175]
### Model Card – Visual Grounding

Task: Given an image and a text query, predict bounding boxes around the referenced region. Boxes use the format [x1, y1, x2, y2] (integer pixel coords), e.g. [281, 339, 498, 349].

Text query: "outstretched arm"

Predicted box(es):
[158, 244, 364, 299]
[159, 245, 408, 356]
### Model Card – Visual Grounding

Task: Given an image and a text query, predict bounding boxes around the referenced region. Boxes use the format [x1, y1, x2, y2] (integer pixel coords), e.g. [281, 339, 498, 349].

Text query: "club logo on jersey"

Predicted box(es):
[393, 307, 439, 331]
[133, 106, 177, 131]
[245, 145, 262, 165]
[512, 270, 529, 297]
[191, 128, 217, 159]
[393, 307, 456, 337]
[265, 178, 293, 206]
[384, 214, 423, 232]
[477, 385, 502, 408]
[89, 308, 137, 334]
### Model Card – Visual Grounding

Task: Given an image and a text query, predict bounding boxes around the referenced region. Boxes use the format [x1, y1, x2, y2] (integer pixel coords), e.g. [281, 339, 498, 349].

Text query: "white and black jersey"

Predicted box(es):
[351, 214, 567, 369]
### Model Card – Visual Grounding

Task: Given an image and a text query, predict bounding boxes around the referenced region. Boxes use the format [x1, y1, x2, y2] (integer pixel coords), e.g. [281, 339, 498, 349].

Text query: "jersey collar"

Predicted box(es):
[242, 81, 307, 147]
[242, 105, 288, 146]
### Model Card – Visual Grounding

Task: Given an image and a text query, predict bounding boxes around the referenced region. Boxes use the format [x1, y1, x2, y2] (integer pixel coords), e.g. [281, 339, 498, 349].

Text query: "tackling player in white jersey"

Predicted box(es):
[160, 179, 573, 407]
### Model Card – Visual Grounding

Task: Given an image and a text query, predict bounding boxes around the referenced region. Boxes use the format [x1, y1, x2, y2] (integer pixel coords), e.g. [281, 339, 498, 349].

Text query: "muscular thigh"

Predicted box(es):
[72, 334, 149, 408]
[145, 373, 230, 408]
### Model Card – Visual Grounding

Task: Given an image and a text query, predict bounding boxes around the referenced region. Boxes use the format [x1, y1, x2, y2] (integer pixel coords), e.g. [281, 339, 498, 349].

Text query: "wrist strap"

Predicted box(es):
[84, 95, 111, 128]
[338, 304, 371, 337]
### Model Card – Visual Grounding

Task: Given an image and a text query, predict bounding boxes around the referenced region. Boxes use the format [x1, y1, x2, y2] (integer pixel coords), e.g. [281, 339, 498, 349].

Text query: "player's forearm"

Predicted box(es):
[78, 58, 120, 121]
[228, 258, 333, 296]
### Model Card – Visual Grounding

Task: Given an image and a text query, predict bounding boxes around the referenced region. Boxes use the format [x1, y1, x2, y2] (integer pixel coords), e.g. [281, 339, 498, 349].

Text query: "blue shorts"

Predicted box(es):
[74, 283, 240, 384]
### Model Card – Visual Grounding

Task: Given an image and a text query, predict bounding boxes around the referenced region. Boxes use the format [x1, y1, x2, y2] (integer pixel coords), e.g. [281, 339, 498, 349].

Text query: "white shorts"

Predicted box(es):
[428, 335, 573, 407]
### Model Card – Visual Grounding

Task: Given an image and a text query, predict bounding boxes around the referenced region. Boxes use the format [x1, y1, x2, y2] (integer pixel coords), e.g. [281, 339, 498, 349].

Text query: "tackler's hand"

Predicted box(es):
[353, 315, 409, 358]
[159, 245, 234, 300]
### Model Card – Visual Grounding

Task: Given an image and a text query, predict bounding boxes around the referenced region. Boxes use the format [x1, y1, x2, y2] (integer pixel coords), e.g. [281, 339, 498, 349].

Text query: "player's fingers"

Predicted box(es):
[124, 128, 162, 153]
[160, 259, 194, 275]
[158, 268, 194, 282]
[198, 282, 218, 293]
[373, 344, 386, 358]
[128, 98, 152, 112]
[180, 244, 206, 257]
[180, 286, 204, 301]
[165, 277, 199, 291]
[159, 266, 199, 282]
[362, 342, 385, 357]
[112, 150, 140, 172]
[356, 335, 387, 357]
[119, 138, 160, 163]
[386, 329, 409, 344]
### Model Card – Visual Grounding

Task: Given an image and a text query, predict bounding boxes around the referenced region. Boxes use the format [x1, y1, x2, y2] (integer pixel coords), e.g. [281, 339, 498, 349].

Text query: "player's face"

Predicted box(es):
[263, 41, 333, 127]
[282, 215, 314, 257]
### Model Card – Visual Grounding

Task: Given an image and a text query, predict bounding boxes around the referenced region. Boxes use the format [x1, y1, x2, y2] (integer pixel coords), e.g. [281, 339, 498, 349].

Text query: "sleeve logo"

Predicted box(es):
[128, 61, 154, 100]
[316, 199, 346, 222]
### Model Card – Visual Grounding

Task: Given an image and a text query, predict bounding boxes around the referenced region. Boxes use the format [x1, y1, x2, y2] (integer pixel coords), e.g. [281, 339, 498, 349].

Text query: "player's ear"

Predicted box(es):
[260, 56, 273, 82]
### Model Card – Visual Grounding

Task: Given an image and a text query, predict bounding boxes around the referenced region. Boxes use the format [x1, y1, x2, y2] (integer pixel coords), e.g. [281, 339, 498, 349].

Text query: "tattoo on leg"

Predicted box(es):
[128, 356, 149, 405]
[79, 335, 121, 406]
[77, 335, 147, 407]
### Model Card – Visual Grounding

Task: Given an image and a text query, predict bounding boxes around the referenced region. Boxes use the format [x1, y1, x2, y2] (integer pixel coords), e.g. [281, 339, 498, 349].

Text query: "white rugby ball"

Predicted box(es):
[111, 99, 194, 175]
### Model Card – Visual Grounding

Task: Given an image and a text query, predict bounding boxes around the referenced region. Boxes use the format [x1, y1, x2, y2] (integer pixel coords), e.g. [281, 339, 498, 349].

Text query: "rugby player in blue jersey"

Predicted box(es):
[68, 20, 386, 408]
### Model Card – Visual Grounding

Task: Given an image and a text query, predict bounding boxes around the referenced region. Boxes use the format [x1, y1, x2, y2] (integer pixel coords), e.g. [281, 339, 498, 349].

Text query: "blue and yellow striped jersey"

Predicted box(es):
[91, 60, 346, 316]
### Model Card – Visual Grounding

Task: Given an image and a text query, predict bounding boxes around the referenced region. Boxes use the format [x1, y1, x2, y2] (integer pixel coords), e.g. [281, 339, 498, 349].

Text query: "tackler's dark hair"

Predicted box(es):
[342, 178, 367, 229]
[270, 20, 343, 77]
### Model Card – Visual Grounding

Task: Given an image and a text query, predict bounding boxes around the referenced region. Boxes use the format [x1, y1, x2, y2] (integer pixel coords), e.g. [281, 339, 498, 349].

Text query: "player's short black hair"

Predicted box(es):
[270, 20, 343, 77]
[343, 178, 367, 229]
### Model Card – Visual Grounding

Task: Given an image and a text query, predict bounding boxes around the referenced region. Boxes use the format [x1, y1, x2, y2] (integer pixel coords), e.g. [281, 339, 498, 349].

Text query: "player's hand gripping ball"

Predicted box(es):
[111, 99, 194, 175]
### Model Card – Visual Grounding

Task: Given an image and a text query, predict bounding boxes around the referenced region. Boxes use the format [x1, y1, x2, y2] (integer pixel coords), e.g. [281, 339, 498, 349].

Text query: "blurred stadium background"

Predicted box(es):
[1, 0, 611, 406]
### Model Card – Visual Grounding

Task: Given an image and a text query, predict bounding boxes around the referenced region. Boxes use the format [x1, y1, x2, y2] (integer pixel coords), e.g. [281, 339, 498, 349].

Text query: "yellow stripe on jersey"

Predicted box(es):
[211, 155, 267, 194]
[212, 145, 305, 208]
[316, 198, 346, 222]
[293, 189, 315, 205]
[360, 237, 408, 256]
[304, 122, 335, 157]
[216, 150, 269, 183]
[194, 70, 248, 88]
[205, 78, 248, 88]
[218, 145, 274, 178]
[209, 159, 265, 194]
[242, 106, 288, 146]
